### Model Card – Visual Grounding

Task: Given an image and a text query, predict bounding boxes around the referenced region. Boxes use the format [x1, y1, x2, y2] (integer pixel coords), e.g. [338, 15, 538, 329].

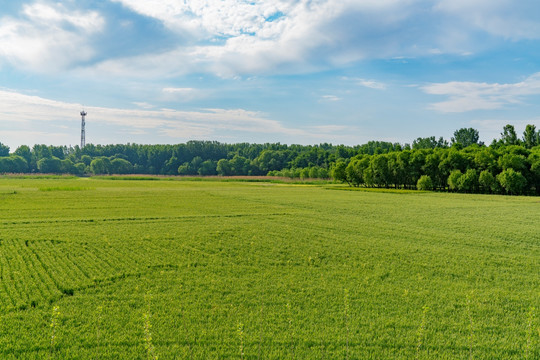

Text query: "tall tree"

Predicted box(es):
[0, 142, 9, 157]
[501, 124, 519, 145]
[522, 124, 538, 148]
[412, 136, 448, 150]
[451, 128, 480, 147]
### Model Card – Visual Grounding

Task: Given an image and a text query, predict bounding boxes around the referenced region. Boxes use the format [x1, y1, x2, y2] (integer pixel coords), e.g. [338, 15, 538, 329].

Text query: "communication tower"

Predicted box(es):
[80, 110, 87, 148]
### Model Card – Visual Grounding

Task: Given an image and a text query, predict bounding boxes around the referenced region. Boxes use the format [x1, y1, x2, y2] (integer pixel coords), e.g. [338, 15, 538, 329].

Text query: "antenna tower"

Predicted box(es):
[80, 110, 87, 148]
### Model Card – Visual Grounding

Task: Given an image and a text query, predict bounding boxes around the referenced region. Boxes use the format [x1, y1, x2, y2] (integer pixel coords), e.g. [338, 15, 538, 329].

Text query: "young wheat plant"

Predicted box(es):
[525, 307, 535, 360]
[466, 292, 475, 360]
[286, 301, 294, 359]
[143, 293, 158, 360]
[344, 288, 350, 360]
[49, 305, 60, 358]
[237, 321, 245, 360]
[95, 305, 103, 360]
[415, 305, 429, 360]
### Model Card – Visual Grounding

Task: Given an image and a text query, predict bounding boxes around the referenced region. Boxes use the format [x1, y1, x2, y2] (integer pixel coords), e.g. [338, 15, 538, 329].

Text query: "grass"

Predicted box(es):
[0, 177, 538, 359]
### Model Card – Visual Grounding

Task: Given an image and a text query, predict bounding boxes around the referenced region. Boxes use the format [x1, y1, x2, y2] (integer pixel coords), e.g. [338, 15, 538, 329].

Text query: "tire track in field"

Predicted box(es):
[0, 212, 292, 227]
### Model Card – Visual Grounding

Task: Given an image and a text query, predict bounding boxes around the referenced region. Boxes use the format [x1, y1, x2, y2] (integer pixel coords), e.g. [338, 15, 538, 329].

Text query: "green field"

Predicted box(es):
[0, 177, 538, 359]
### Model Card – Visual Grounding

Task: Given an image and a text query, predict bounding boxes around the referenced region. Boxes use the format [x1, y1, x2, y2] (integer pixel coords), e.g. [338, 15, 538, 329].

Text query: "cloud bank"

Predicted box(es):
[3, 0, 540, 77]
[0, 2, 104, 72]
[422, 72, 540, 112]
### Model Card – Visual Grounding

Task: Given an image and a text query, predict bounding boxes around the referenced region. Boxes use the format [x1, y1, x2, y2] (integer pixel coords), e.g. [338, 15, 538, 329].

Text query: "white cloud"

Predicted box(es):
[89, 0, 440, 77]
[133, 102, 155, 109]
[163, 87, 195, 94]
[0, 2, 104, 72]
[3, 1, 540, 77]
[162, 87, 205, 102]
[319, 95, 341, 102]
[435, 0, 540, 40]
[354, 78, 387, 90]
[422, 72, 540, 112]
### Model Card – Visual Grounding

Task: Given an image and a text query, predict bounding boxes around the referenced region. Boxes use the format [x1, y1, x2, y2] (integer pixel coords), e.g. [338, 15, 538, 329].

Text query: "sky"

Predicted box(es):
[1, 0, 540, 150]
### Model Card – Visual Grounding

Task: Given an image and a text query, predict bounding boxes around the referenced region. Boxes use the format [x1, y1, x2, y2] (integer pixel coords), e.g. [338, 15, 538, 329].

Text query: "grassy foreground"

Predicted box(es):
[0, 177, 538, 359]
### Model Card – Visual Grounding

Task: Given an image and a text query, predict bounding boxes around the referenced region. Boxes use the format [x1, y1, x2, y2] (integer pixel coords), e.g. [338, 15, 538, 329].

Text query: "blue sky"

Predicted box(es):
[1, 0, 540, 150]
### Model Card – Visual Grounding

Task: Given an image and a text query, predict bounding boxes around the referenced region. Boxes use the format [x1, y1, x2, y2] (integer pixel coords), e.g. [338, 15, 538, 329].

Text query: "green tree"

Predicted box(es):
[163, 156, 180, 175]
[216, 159, 232, 176]
[522, 124, 538, 148]
[423, 151, 442, 189]
[478, 170, 497, 194]
[417, 175, 434, 190]
[451, 128, 480, 147]
[497, 169, 528, 195]
[346, 157, 369, 187]
[498, 153, 527, 172]
[177, 163, 190, 175]
[110, 158, 133, 174]
[90, 158, 112, 175]
[474, 147, 499, 173]
[80, 155, 92, 166]
[447, 170, 462, 191]
[331, 160, 349, 185]
[230, 155, 250, 175]
[198, 160, 217, 176]
[318, 167, 329, 179]
[37, 157, 62, 173]
[308, 167, 319, 179]
[0, 142, 9, 157]
[501, 124, 519, 145]
[458, 169, 479, 193]
[0, 156, 28, 173]
[9, 155, 29, 173]
[14, 145, 31, 165]
[529, 152, 540, 195]
[412, 136, 448, 150]
[370, 154, 390, 187]
[75, 163, 86, 175]
[60, 159, 77, 174]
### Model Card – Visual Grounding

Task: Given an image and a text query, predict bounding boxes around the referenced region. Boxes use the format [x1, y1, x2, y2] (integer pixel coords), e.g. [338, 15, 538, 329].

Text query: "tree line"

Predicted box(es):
[0, 124, 539, 195]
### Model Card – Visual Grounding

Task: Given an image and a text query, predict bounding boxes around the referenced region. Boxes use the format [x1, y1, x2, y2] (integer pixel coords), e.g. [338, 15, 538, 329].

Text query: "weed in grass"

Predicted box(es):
[237, 321, 245, 360]
[286, 301, 294, 359]
[95, 305, 103, 360]
[525, 307, 535, 360]
[415, 305, 429, 360]
[466, 292, 475, 360]
[143, 293, 158, 360]
[49, 305, 60, 359]
[343, 288, 350, 360]
[258, 297, 263, 360]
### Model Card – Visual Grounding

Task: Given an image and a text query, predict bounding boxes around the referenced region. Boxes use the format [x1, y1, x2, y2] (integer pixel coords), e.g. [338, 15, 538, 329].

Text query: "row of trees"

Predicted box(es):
[332, 144, 539, 195]
[0, 124, 539, 194]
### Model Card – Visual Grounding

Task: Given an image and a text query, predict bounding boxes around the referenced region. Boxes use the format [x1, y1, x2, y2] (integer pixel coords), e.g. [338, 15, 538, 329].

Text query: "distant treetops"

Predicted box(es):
[1, 124, 539, 196]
